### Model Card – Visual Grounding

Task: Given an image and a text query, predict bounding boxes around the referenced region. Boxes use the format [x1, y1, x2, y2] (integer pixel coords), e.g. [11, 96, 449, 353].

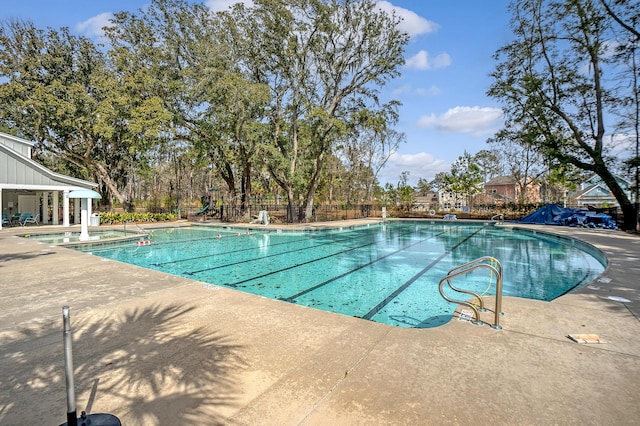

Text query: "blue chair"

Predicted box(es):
[10, 212, 21, 225]
[18, 213, 32, 226]
[1, 214, 9, 226]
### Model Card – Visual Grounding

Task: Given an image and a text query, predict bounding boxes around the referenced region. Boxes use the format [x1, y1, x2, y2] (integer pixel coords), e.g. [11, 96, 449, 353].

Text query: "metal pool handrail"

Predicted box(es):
[124, 221, 149, 236]
[447, 256, 503, 281]
[491, 213, 504, 223]
[438, 257, 503, 329]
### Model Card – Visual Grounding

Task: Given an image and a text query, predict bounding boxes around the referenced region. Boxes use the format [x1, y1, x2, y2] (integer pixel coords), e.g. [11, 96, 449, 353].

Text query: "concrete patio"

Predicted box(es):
[0, 220, 638, 425]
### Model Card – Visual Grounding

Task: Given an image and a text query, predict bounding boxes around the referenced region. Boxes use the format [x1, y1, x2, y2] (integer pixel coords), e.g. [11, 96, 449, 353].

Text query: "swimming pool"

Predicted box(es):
[25, 229, 138, 244]
[71, 221, 606, 328]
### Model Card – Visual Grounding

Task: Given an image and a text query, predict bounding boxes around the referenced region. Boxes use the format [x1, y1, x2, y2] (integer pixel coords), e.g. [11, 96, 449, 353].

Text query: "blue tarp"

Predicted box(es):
[518, 204, 617, 229]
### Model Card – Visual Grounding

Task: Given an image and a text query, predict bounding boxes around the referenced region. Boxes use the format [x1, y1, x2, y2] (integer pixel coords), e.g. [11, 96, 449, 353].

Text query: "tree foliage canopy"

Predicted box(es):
[0, 19, 172, 209]
[0, 0, 407, 221]
[489, 0, 640, 230]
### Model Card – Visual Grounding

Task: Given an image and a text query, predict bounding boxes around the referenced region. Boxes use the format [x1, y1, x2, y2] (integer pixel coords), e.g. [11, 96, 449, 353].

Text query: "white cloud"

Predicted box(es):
[417, 86, 442, 96]
[378, 152, 449, 185]
[392, 84, 413, 95]
[376, 1, 439, 38]
[75, 12, 114, 40]
[418, 106, 504, 136]
[405, 50, 451, 70]
[393, 84, 441, 97]
[205, 0, 254, 12]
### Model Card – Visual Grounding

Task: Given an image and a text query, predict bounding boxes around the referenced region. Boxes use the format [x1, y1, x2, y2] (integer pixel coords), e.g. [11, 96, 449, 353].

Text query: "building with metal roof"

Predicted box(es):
[0, 131, 97, 229]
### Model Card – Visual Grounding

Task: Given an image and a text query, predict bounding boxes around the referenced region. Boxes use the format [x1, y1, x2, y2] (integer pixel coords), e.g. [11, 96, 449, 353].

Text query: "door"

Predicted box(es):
[18, 195, 37, 217]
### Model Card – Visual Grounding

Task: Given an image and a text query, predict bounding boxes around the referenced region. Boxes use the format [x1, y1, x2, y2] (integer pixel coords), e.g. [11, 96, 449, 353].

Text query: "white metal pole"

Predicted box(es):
[62, 306, 76, 425]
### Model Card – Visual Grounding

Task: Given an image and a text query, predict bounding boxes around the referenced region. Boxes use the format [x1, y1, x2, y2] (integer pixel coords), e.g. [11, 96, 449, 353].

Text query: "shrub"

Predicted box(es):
[98, 212, 178, 225]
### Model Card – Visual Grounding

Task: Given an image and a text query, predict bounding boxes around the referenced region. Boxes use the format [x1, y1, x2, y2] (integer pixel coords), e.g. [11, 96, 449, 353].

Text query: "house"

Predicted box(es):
[574, 174, 632, 208]
[483, 175, 541, 204]
[0, 131, 97, 229]
[413, 191, 440, 212]
[438, 189, 468, 211]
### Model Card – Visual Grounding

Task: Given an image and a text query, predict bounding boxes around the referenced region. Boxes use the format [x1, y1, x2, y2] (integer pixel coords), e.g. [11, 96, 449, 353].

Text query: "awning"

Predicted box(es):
[67, 189, 102, 199]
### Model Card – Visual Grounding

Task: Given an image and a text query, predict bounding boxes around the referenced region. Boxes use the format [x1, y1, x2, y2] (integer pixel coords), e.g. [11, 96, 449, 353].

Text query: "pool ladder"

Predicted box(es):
[438, 256, 504, 329]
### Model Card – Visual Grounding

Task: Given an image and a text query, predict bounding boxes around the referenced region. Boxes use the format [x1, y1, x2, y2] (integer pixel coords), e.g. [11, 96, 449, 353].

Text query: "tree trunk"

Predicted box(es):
[303, 154, 323, 222]
[304, 191, 315, 222]
[285, 185, 296, 223]
[620, 203, 637, 232]
[241, 149, 252, 219]
[597, 166, 635, 231]
[92, 162, 132, 211]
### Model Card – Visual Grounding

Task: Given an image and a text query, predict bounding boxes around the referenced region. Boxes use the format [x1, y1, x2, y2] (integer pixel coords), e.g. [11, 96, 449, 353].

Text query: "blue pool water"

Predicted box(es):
[26, 230, 134, 244]
[72, 221, 606, 328]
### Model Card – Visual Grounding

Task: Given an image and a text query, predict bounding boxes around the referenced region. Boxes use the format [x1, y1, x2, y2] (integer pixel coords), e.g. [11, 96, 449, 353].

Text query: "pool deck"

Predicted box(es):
[0, 219, 639, 425]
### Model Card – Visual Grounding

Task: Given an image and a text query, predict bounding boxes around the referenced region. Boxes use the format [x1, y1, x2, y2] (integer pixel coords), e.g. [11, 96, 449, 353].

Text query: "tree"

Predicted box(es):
[336, 107, 404, 202]
[391, 171, 414, 210]
[600, 0, 640, 226]
[380, 182, 397, 207]
[231, 0, 408, 222]
[0, 20, 170, 210]
[489, 0, 639, 230]
[598, 0, 640, 40]
[545, 163, 582, 204]
[105, 0, 271, 217]
[428, 153, 482, 210]
[447, 151, 483, 207]
[473, 149, 503, 183]
[488, 128, 548, 203]
[415, 178, 432, 196]
[430, 172, 450, 192]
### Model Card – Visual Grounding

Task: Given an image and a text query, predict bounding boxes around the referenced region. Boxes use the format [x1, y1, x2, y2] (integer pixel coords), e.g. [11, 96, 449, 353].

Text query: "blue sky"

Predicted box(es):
[2, 0, 513, 186]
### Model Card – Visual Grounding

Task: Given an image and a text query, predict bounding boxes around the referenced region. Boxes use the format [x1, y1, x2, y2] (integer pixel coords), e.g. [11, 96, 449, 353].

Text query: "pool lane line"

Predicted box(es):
[152, 227, 378, 267]
[84, 226, 368, 262]
[147, 219, 424, 258]
[361, 225, 491, 321]
[84, 225, 358, 256]
[78, 229, 266, 253]
[279, 230, 450, 302]
[84, 228, 297, 256]
[83, 222, 430, 277]
[153, 227, 356, 248]
[210, 228, 444, 287]
[177, 222, 438, 276]
[179, 228, 390, 274]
